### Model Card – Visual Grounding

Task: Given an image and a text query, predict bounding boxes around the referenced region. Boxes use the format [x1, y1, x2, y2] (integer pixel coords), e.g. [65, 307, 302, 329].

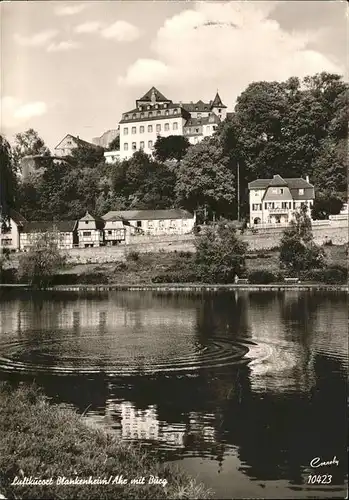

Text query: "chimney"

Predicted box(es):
[306, 175, 309, 183]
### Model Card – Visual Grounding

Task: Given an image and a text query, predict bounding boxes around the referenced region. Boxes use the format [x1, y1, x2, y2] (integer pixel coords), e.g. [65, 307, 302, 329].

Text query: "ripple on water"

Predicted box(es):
[0, 335, 255, 377]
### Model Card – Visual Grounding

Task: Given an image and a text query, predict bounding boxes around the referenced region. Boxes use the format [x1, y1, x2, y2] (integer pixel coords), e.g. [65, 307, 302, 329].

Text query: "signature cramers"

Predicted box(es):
[310, 456, 340, 468]
[11, 475, 168, 487]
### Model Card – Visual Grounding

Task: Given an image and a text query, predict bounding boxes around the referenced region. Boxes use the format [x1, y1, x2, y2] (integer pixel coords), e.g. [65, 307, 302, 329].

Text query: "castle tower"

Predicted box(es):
[210, 91, 227, 121]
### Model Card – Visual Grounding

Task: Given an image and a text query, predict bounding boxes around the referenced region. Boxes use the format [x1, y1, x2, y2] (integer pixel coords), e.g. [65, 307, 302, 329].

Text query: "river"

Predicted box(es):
[0, 289, 347, 499]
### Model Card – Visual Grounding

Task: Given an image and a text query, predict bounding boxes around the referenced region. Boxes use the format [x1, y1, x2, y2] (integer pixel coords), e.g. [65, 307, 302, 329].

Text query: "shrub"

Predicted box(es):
[323, 239, 333, 246]
[300, 265, 347, 284]
[126, 250, 140, 262]
[114, 261, 127, 272]
[248, 269, 283, 284]
[194, 222, 248, 284]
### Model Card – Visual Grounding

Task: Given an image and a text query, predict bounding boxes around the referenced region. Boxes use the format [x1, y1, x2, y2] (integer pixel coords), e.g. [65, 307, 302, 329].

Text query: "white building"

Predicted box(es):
[118, 87, 227, 160]
[248, 175, 315, 226]
[54, 134, 100, 157]
[104, 150, 121, 164]
[102, 209, 196, 237]
[20, 221, 78, 250]
[77, 212, 104, 248]
[0, 210, 26, 251]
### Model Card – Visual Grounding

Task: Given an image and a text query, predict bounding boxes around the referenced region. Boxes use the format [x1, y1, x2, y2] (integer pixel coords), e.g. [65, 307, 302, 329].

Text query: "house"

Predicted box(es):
[102, 209, 196, 237]
[0, 210, 27, 251]
[20, 221, 78, 250]
[119, 86, 227, 160]
[77, 212, 105, 248]
[54, 134, 100, 157]
[104, 150, 121, 164]
[102, 216, 126, 246]
[248, 175, 315, 226]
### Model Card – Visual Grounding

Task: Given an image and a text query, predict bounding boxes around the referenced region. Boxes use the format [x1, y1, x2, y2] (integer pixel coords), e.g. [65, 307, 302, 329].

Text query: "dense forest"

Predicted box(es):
[1, 72, 347, 224]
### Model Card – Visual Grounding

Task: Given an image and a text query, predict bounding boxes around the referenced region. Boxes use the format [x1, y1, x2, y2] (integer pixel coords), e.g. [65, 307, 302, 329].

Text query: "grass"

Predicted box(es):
[0, 383, 212, 500]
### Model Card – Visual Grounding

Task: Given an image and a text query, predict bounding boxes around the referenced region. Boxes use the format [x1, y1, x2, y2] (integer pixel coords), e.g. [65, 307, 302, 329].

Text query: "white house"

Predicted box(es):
[248, 175, 315, 226]
[118, 87, 227, 160]
[103, 217, 126, 246]
[104, 150, 121, 164]
[77, 212, 104, 248]
[54, 134, 100, 157]
[0, 210, 27, 251]
[102, 209, 196, 237]
[20, 221, 78, 250]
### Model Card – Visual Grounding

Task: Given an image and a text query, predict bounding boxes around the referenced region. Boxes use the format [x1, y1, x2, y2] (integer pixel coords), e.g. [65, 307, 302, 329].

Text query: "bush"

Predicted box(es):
[126, 251, 140, 262]
[300, 265, 347, 284]
[114, 261, 127, 272]
[248, 269, 283, 284]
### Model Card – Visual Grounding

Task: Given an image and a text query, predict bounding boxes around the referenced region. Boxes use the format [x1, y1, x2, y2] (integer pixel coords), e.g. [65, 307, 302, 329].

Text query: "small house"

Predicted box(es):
[0, 210, 27, 251]
[77, 212, 104, 248]
[102, 209, 196, 237]
[102, 216, 126, 246]
[20, 221, 78, 250]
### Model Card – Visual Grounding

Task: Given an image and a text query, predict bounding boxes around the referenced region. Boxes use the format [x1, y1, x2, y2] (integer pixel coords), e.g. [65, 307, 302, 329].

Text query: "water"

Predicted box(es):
[0, 289, 347, 499]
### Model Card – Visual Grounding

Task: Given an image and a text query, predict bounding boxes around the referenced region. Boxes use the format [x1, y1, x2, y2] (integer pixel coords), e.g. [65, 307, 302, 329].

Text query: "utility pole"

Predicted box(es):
[237, 161, 240, 222]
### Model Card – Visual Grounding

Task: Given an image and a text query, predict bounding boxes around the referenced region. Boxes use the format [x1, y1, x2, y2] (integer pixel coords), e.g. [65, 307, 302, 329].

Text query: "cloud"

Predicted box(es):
[118, 1, 344, 103]
[47, 40, 81, 52]
[74, 21, 102, 34]
[55, 4, 87, 16]
[14, 29, 58, 48]
[101, 21, 140, 42]
[1, 96, 47, 127]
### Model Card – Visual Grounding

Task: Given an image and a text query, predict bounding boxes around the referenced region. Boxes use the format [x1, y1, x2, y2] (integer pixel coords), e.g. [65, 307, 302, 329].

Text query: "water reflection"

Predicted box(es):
[0, 290, 347, 498]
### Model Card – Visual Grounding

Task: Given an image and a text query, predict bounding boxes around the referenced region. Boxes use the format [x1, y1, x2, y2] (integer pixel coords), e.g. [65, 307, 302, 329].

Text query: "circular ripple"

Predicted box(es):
[0, 335, 252, 377]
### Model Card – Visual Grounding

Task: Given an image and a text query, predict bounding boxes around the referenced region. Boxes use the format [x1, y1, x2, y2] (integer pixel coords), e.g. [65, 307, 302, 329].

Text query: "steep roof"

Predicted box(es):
[211, 92, 227, 109]
[22, 221, 77, 233]
[102, 209, 194, 221]
[248, 177, 314, 190]
[268, 174, 288, 187]
[55, 134, 99, 150]
[137, 87, 170, 102]
[9, 209, 27, 225]
[182, 101, 211, 112]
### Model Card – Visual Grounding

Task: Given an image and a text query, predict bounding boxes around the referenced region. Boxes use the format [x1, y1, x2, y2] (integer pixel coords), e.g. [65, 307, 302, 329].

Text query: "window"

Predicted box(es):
[280, 188, 284, 194]
[137, 221, 142, 227]
[148, 140, 153, 149]
[132, 127, 136, 134]
[195, 128, 199, 133]
[282, 202, 288, 209]
[148, 124, 153, 133]
[124, 143, 128, 151]
[132, 114, 136, 119]
[83, 231, 91, 237]
[272, 188, 277, 194]
[164, 104, 167, 108]
[140, 141, 144, 149]
[132, 142, 137, 150]
[108, 230, 112, 235]
[165, 110, 169, 116]
[173, 122, 178, 130]
[252, 204, 262, 211]
[149, 111, 153, 117]
[147, 105, 150, 110]
[156, 124, 161, 133]
[218, 109, 222, 113]
[207, 126, 210, 132]
[124, 127, 128, 135]
[140, 126, 144, 133]
[299, 188, 304, 195]
[125, 114, 129, 119]
[85, 221, 88, 224]
[155, 104, 158, 109]
[165, 123, 169, 131]
[141, 112, 144, 118]
[157, 110, 161, 116]
[173, 108, 177, 113]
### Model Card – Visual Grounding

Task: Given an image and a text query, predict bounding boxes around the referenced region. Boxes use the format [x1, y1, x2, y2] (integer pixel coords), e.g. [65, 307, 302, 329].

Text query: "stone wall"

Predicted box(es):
[59, 222, 349, 264]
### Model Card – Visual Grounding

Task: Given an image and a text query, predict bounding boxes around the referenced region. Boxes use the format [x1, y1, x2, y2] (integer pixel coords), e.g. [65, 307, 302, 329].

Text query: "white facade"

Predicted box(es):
[248, 175, 315, 226]
[104, 219, 126, 245]
[118, 87, 228, 160]
[104, 150, 121, 164]
[78, 212, 104, 248]
[0, 217, 22, 251]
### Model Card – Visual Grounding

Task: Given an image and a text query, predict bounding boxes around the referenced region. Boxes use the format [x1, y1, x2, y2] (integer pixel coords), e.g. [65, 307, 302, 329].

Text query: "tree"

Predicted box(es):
[311, 193, 343, 220]
[0, 135, 17, 228]
[12, 129, 50, 171]
[175, 137, 237, 219]
[108, 135, 120, 151]
[279, 205, 326, 274]
[69, 143, 105, 169]
[153, 135, 190, 162]
[195, 222, 248, 283]
[18, 232, 66, 288]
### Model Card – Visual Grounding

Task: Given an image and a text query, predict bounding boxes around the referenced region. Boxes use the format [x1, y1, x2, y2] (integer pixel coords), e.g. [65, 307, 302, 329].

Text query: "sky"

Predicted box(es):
[1, 0, 348, 151]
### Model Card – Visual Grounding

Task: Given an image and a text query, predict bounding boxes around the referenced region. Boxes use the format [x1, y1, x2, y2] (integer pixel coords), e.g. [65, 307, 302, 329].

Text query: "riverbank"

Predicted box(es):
[0, 383, 211, 500]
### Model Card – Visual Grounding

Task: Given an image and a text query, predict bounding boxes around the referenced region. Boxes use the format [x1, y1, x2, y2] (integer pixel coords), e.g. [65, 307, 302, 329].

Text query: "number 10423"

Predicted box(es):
[308, 475, 332, 484]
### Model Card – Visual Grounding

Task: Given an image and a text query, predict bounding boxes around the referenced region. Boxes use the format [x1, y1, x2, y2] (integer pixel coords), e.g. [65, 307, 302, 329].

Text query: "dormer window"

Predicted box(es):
[149, 111, 153, 117]
[132, 114, 136, 119]
[157, 110, 161, 116]
[141, 112, 144, 118]
[165, 110, 169, 116]
[299, 188, 304, 195]
[173, 108, 177, 113]
[147, 105, 150, 110]
[164, 104, 167, 108]
[155, 104, 158, 109]
[125, 114, 129, 119]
